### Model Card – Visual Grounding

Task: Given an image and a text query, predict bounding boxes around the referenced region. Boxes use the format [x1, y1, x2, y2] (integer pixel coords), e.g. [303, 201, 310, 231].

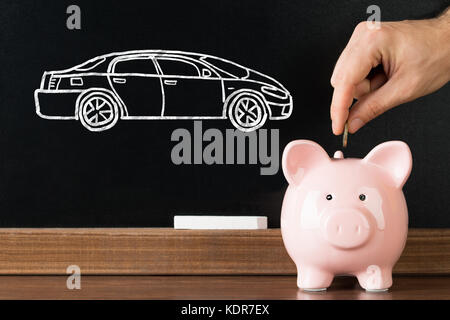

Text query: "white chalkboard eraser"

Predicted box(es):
[174, 215, 268, 230]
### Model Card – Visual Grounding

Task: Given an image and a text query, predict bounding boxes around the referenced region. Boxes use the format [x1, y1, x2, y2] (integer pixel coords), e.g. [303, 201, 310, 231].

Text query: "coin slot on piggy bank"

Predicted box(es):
[280, 140, 412, 292]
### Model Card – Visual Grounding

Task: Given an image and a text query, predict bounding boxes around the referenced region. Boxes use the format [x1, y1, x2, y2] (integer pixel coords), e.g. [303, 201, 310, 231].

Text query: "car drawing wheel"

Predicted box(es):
[78, 91, 119, 132]
[228, 92, 267, 132]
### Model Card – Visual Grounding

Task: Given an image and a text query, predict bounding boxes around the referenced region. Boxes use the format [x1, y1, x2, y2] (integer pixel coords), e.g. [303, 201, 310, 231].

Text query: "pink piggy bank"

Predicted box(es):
[281, 140, 412, 291]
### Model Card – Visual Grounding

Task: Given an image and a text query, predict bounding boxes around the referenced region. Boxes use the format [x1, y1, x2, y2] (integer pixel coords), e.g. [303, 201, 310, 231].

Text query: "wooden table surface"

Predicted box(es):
[0, 275, 448, 299]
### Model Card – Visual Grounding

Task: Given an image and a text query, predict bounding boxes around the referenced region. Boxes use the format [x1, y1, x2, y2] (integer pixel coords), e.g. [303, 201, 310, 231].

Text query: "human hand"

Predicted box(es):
[330, 8, 450, 135]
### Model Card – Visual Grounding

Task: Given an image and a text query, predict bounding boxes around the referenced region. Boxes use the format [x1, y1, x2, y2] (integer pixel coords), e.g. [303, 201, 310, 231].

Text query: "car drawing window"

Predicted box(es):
[113, 57, 158, 75]
[156, 58, 200, 77]
[200, 56, 249, 79]
[75, 57, 106, 71]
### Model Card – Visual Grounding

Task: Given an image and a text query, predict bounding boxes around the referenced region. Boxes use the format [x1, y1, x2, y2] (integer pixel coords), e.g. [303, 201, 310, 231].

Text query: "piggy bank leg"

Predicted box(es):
[356, 265, 392, 291]
[296, 265, 334, 291]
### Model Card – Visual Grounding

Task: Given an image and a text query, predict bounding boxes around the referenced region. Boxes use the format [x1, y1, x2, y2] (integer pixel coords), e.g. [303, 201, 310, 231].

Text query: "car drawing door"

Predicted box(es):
[155, 57, 224, 117]
[110, 56, 163, 117]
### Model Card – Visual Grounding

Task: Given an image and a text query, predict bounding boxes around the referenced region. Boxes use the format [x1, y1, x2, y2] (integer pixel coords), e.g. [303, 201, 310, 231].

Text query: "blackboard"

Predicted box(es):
[0, 0, 448, 227]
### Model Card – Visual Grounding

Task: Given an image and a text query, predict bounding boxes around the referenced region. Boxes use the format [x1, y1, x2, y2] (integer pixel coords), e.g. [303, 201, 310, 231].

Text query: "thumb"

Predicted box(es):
[347, 76, 406, 133]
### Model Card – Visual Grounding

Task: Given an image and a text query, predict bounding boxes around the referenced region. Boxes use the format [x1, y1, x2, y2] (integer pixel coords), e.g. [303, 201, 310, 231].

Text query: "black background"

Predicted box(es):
[0, 0, 448, 227]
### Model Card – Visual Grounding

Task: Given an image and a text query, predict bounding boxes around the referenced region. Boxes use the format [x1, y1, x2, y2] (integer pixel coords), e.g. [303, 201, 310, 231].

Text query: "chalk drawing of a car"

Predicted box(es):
[34, 50, 293, 132]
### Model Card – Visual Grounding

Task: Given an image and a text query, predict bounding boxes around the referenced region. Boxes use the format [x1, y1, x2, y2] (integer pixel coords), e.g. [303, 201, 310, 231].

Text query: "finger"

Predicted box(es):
[330, 84, 353, 135]
[353, 72, 388, 99]
[330, 49, 375, 135]
[330, 23, 371, 86]
[353, 79, 371, 99]
[330, 28, 383, 134]
[347, 76, 404, 133]
[331, 32, 381, 87]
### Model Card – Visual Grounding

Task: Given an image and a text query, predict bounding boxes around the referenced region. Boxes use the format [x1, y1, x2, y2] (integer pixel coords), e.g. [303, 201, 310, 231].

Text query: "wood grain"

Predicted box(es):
[0, 275, 448, 300]
[0, 228, 448, 275]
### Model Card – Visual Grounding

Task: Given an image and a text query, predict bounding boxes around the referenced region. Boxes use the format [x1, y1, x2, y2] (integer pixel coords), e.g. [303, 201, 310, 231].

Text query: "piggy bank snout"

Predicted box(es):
[322, 209, 371, 249]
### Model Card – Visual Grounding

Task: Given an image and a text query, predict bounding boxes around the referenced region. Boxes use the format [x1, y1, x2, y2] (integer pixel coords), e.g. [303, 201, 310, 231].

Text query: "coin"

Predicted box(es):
[342, 122, 348, 148]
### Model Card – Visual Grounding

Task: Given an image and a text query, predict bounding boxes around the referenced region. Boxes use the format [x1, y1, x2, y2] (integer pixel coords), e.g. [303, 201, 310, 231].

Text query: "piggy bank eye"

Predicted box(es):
[359, 194, 366, 201]
[326, 194, 333, 201]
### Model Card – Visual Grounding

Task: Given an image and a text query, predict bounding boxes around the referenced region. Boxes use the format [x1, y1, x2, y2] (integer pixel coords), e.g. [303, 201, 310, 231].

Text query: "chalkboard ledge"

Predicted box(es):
[0, 228, 448, 275]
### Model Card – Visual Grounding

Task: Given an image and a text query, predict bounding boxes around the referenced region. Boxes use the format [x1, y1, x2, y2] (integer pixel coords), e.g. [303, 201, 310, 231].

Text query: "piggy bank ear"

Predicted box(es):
[282, 140, 330, 186]
[363, 141, 412, 188]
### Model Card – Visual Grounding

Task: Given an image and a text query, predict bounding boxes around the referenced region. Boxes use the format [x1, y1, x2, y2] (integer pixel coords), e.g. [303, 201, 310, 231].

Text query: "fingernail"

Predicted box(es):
[332, 120, 339, 135]
[349, 118, 364, 133]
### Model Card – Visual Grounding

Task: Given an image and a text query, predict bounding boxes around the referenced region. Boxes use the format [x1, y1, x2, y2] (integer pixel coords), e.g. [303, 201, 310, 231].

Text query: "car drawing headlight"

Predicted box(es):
[261, 85, 288, 99]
